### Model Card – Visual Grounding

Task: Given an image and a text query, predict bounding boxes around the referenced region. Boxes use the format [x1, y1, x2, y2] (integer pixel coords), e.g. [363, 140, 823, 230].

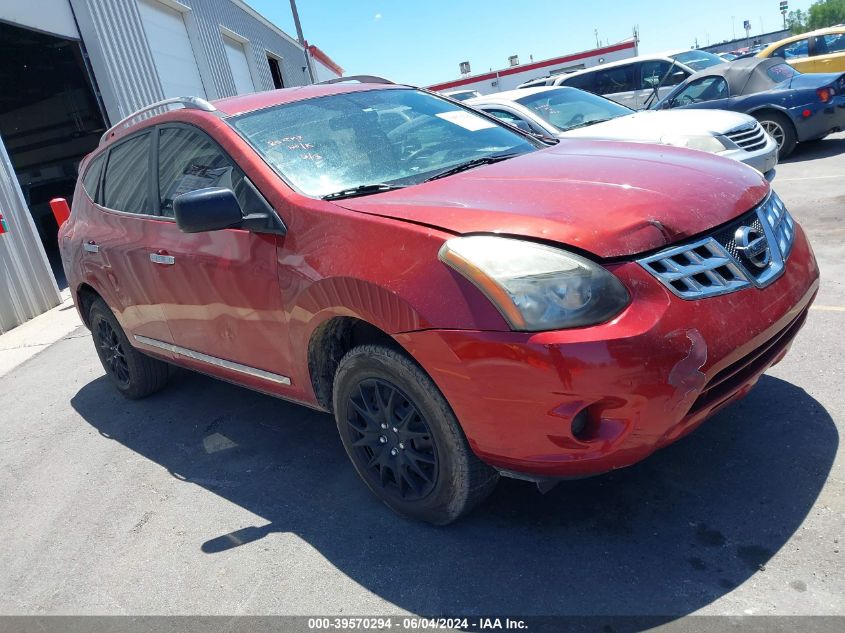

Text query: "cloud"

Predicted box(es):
[374, 13, 382, 20]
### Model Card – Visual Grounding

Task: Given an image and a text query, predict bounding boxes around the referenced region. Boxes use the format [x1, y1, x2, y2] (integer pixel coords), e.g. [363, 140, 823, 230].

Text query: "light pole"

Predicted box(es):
[289, 0, 315, 83]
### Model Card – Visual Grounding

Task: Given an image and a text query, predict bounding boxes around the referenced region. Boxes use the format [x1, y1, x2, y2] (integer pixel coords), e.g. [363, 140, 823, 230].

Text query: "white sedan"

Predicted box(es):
[467, 86, 778, 179]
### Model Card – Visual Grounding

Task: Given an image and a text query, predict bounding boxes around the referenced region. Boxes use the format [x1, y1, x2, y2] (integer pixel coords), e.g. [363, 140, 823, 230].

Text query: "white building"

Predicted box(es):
[429, 40, 638, 96]
[0, 0, 342, 333]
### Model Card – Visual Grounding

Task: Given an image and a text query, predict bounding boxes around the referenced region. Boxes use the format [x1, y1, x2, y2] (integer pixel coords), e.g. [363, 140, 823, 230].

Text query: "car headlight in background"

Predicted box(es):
[439, 236, 630, 331]
[660, 134, 728, 153]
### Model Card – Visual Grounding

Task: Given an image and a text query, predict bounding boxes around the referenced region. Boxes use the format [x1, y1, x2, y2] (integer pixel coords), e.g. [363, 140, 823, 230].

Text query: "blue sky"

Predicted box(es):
[250, 0, 813, 86]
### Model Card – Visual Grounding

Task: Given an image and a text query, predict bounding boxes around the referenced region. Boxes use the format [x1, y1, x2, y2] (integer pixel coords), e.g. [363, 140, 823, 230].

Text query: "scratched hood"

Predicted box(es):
[334, 140, 769, 258]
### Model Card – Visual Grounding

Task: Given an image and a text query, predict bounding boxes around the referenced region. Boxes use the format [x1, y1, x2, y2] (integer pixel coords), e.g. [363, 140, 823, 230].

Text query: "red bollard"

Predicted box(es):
[50, 198, 71, 227]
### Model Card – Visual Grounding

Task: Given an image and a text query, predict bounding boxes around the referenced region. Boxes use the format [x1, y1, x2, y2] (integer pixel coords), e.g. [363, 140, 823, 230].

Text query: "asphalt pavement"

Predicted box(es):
[0, 134, 843, 620]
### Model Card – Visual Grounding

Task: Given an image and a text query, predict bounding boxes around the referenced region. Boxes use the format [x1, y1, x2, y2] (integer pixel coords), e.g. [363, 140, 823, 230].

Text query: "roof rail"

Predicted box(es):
[100, 97, 216, 144]
[315, 75, 394, 86]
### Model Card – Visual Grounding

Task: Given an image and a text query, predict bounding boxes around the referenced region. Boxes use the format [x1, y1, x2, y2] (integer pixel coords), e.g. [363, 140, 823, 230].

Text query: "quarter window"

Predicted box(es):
[82, 153, 106, 202]
[157, 126, 262, 218]
[102, 133, 152, 214]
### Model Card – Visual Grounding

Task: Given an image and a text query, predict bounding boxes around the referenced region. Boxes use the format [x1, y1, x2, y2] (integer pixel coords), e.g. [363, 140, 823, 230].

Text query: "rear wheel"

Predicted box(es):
[756, 112, 797, 159]
[88, 299, 171, 399]
[333, 344, 498, 525]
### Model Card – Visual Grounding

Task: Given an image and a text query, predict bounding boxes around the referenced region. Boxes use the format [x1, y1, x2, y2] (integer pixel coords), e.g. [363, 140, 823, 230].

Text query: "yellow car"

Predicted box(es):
[757, 26, 845, 73]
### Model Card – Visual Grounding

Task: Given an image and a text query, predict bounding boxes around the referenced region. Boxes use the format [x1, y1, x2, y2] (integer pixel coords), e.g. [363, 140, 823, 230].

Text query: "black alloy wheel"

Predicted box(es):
[346, 378, 439, 501]
[95, 317, 130, 386]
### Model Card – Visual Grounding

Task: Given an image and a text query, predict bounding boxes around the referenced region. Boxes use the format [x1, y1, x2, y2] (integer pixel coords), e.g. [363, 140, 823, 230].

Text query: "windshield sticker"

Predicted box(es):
[435, 111, 497, 131]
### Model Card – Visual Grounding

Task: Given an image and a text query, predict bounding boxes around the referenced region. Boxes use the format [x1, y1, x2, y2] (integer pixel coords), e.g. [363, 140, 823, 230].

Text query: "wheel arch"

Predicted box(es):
[307, 316, 406, 412]
[75, 283, 104, 328]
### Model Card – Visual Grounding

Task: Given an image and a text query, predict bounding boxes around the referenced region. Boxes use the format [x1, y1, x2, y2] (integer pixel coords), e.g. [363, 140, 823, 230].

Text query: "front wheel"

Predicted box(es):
[333, 344, 498, 525]
[88, 299, 172, 399]
[756, 112, 797, 159]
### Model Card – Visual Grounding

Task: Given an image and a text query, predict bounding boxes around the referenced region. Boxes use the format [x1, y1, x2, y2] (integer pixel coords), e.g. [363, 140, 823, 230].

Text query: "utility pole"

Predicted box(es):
[595, 29, 600, 48]
[732, 16, 736, 40]
[289, 0, 315, 83]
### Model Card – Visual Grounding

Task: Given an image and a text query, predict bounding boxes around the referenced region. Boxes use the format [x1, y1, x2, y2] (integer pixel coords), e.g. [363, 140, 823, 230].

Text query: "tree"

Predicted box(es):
[788, 9, 808, 33]
[807, 0, 845, 29]
[790, 0, 845, 34]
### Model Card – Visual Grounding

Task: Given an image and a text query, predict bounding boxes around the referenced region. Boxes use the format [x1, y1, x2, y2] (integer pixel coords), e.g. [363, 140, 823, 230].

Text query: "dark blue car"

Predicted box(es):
[652, 57, 845, 158]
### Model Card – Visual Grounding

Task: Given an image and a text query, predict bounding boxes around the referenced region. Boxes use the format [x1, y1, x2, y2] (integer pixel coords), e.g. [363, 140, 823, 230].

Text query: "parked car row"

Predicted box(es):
[466, 86, 777, 178]
[61, 74, 819, 525]
[501, 45, 845, 159]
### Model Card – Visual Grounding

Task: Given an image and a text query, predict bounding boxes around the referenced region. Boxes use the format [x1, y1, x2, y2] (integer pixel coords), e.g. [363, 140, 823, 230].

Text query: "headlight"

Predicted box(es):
[439, 236, 630, 331]
[660, 134, 728, 153]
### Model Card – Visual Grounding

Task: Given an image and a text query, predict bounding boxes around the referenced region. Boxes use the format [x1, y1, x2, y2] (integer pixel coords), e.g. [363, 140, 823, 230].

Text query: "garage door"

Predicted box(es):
[222, 35, 255, 95]
[137, 0, 206, 98]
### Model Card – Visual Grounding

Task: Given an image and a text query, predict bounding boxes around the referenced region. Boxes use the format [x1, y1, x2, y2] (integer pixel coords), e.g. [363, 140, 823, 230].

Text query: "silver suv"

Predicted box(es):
[551, 50, 726, 109]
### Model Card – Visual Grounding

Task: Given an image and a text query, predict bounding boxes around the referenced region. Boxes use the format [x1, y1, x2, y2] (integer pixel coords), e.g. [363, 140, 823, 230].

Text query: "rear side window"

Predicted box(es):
[102, 133, 152, 214]
[157, 126, 263, 217]
[560, 72, 595, 92]
[82, 153, 106, 202]
[815, 33, 845, 55]
[593, 65, 637, 95]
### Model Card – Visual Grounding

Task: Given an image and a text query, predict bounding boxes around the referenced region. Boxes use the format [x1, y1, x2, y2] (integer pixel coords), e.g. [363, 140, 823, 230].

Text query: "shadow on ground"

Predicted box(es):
[71, 371, 836, 616]
[782, 137, 845, 163]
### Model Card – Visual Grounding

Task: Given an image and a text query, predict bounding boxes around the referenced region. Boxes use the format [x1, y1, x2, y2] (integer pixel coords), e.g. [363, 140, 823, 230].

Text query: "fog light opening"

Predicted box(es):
[571, 409, 589, 439]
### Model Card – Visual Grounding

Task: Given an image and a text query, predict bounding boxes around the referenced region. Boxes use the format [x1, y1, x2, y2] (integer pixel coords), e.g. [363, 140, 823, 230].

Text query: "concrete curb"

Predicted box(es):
[0, 289, 84, 378]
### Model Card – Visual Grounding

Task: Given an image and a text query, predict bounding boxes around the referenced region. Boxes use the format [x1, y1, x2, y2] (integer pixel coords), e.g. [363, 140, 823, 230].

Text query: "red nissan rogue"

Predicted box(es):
[60, 79, 819, 524]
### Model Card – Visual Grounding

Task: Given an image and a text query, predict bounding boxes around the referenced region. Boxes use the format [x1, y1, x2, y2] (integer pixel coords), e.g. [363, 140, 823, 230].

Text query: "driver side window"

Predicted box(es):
[157, 126, 263, 218]
[772, 39, 809, 59]
[671, 76, 729, 106]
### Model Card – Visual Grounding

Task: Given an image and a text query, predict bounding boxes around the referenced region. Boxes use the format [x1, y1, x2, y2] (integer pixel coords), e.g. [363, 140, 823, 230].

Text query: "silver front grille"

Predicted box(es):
[760, 192, 795, 258]
[638, 193, 796, 300]
[726, 122, 768, 152]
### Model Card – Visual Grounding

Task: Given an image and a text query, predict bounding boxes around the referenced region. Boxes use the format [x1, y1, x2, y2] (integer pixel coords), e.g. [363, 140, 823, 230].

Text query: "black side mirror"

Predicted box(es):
[174, 187, 244, 233]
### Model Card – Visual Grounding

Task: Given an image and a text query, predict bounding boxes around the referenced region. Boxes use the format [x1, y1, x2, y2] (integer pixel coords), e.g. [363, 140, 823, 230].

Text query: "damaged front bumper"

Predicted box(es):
[395, 224, 819, 479]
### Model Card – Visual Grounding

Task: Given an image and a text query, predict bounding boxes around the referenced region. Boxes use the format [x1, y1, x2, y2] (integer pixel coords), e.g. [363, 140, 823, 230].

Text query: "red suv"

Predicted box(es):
[60, 80, 819, 524]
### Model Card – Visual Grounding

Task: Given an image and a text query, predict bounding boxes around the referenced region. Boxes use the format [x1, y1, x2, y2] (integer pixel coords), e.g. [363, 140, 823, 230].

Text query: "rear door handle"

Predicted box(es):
[150, 251, 175, 266]
[83, 241, 99, 253]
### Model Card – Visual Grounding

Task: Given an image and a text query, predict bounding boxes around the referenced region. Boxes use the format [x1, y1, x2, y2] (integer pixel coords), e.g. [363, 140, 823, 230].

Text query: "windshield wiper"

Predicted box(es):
[424, 153, 521, 182]
[566, 118, 614, 130]
[322, 183, 407, 200]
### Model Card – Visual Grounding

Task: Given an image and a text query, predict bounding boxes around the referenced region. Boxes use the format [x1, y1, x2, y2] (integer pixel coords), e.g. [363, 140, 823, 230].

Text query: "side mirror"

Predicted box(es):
[174, 187, 243, 233]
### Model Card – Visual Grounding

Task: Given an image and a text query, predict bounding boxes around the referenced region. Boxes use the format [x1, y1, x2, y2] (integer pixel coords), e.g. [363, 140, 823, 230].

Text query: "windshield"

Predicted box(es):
[515, 87, 632, 132]
[230, 88, 536, 197]
[671, 50, 725, 71]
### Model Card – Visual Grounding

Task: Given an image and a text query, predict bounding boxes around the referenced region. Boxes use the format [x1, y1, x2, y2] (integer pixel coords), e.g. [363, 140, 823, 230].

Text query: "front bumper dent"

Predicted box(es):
[395, 225, 819, 478]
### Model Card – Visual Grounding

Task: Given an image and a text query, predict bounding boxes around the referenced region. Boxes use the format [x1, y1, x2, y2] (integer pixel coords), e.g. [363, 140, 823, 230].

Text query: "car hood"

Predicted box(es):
[562, 108, 755, 141]
[333, 140, 769, 258]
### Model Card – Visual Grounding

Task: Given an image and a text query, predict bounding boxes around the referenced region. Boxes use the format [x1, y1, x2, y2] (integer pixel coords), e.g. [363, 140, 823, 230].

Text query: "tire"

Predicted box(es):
[333, 344, 498, 525]
[88, 299, 171, 399]
[755, 111, 797, 159]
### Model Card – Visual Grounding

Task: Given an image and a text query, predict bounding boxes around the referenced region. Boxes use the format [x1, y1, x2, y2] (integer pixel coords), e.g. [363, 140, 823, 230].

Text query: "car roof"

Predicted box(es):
[211, 82, 407, 117]
[683, 56, 788, 95]
[561, 51, 688, 77]
[763, 25, 845, 47]
[467, 86, 562, 103]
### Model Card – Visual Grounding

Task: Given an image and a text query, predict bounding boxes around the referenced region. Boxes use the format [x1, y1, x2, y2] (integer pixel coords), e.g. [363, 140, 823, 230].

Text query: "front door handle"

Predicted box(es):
[150, 251, 175, 266]
[83, 241, 99, 253]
